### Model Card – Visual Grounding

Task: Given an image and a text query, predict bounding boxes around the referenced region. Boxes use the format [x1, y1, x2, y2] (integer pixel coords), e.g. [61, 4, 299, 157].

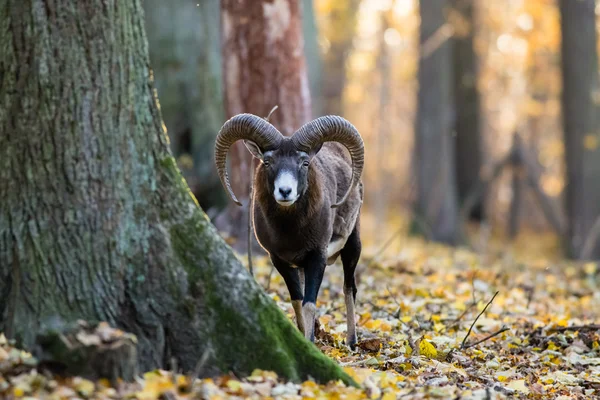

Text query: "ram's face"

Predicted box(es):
[262, 149, 310, 207]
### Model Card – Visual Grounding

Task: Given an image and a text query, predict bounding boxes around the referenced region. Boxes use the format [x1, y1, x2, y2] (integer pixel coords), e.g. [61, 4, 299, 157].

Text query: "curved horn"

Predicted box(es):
[291, 116, 364, 208]
[215, 113, 283, 206]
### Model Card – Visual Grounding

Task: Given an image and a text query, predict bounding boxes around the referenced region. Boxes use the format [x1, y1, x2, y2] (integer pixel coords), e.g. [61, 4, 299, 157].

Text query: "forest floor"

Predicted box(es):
[1, 225, 600, 399]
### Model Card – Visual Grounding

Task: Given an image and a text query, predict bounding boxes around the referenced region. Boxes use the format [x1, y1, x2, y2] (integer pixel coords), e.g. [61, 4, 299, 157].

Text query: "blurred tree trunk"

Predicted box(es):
[302, 0, 323, 116]
[414, 0, 460, 244]
[0, 0, 351, 385]
[144, 0, 226, 215]
[321, 0, 361, 116]
[559, 0, 600, 259]
[451, 0, 483, 222]
[217, 0, 312, 247]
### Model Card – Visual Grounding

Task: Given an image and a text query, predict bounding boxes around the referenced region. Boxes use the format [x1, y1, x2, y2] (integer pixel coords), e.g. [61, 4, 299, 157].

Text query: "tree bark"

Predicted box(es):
[144, 0, 226, 214]
[452, 0, 484, 222]
[0, 0, 351, 385]
[559, 0, 600, 259]
[321, 0, 360, 116]
[216, 0, 312, 246]
[414, 0, 460, 244]
[302, 0, 323, 116]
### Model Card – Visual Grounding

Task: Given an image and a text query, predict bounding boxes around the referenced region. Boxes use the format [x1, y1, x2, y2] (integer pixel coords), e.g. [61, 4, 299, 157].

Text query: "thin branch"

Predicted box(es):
[461, 291, 499, 349]
[246, 105, 279, 277]
[550, 324, 600, 333]
[462, 326, 509, 349]
[581, 216, 600, 260]
[459, 154, 511, 230]
[247, 160, 254, 277]
[265, 105, 279, 121]
[188, 347, 212, 388]
[264, 265, 275, 291]
[451, 301, 477, 327]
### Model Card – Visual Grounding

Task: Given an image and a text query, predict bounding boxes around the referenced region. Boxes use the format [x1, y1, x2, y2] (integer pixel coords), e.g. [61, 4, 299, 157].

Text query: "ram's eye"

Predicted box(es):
[263, 160, 271, 167]
[302, 160, 309, 167]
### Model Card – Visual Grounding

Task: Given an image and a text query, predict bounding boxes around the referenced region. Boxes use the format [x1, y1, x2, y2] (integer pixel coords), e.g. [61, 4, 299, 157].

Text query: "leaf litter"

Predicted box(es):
[1, 233, 600, 399]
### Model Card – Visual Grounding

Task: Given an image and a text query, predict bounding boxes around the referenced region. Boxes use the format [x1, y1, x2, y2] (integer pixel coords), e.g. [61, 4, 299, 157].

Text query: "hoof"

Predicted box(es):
[346, 336, 357, 350]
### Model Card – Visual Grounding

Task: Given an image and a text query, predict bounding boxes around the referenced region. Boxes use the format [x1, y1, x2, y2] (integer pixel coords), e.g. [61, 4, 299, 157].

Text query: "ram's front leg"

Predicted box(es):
[300, 252, 326, 342]
[271, 256, 305, 333]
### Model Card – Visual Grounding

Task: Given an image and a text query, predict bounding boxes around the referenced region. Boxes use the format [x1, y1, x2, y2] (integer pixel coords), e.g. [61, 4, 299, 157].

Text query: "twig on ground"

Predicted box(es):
[386, 285, 404, 319]
[247, 161, 254, 277]
[265, 265, 275, 291]
[581, 216, 600, 260]
[339, 358, 373, 367]
[451, 302, 477, 327]
[462, 326, 509, 349]
[188, 347, 212, 388]
[550, 324, 600, 333]
[461, 291, 499, 349]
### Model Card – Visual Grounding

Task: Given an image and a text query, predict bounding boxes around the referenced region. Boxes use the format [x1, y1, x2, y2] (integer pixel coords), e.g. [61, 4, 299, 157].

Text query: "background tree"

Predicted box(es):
[320, 0, 361, 116]
[559, 0, 600, 259]
[144, 0, 225, 214]
[0, 0, 351, 384]
[215, 0, 312, 246]
[414, 0, 460, 244]
[302, 0, 323, 116]
[451, 0, 484, 222]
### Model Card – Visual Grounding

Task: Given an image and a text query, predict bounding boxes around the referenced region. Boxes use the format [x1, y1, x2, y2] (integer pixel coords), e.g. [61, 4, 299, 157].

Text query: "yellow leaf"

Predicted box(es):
[359, 312, 372, 326]
[497, 375, 508, 382]
[547, 341, 559, 351]
[364, 319, 382, 330]
[226, 380, 242, 393]
[401, 315, 412, 323]
[584, 134, 598, 150]
[74, 377, 95, 397]
[584, 262, 597, 275]
[415, 288, 428, 297]
[13, 387, 24, 397]
[507, 379, 530, 394]
[419, 339, 437, 359]
[382, 392, 396, 400]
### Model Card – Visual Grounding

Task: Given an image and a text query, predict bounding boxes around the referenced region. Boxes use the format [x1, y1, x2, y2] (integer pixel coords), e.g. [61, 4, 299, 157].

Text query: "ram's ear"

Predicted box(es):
[243, 140, 263, 160]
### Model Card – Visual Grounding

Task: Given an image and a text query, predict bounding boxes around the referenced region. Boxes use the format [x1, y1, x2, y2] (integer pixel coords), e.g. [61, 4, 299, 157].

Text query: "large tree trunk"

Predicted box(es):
[414, 0, 460, 244]
[452, 0, 484, 222]
[0, 0, 351, 385]
[321, 0, 360, 116]
[302, 0, 323, 116]
[144, 0, 226, 215]
[559, 0, 600, 259]
[216, 0, 312, 247]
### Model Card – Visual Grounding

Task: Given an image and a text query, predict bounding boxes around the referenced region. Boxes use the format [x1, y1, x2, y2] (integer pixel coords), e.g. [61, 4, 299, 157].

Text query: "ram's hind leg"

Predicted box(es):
[341, 222, 361, 349]
[271, 256, 305, 333]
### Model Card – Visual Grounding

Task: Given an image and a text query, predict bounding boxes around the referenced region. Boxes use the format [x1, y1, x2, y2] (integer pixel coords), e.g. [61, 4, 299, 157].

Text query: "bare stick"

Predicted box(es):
[265, 265, 275, 291]
[518, 139, 565, 236]
[581, 216, 600, 260]
[451, 301, 477, 327]
[550, 324, 600, 333]
[459, 154, 511, 229]
[246, 105, 279, 277]
[265, 105, 279, 121]
[461, 291, 499, 349]
[247, 160, 254, 277]
[462, 326, 509, 349]
[188, 348, 212, 388]
[364, 227, 405, 271]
